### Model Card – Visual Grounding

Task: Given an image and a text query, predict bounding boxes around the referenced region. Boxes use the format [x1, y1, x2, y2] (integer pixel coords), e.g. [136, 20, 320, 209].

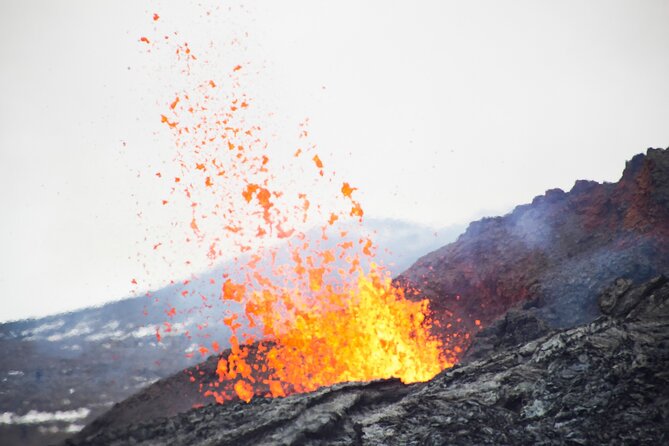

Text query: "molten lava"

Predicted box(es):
[210, 267, 455, 403]
[135, 7, 465, 404]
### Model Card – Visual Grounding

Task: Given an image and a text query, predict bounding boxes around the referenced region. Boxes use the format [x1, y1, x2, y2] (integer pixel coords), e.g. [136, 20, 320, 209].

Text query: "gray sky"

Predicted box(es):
[1, 0, 668, 322]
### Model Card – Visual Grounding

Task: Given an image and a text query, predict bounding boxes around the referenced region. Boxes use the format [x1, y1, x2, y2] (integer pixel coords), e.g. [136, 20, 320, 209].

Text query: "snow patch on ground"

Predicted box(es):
[25, 319, 66, 336]
[36, 423, 85, 434]
[131, 325, 156, 338]
[0, 408, 90, 424]
[45, 322, 94, 342]
[86, 330, 127, 342]
[66, 423, 85, 433]
[131, 320, 192, 339]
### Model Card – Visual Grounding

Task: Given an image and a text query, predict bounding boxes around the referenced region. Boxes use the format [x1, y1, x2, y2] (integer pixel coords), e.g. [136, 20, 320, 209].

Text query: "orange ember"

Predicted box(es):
[136, 9, 464, 405]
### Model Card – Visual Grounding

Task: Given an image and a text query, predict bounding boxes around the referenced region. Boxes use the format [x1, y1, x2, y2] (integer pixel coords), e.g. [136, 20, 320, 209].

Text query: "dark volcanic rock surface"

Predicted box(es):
[398, 147, 669, 333]
[66, 277, 669, 445]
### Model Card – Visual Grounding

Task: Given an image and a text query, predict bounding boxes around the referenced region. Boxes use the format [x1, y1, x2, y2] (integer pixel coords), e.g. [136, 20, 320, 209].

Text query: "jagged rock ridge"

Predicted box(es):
[398, 147, 669, 333]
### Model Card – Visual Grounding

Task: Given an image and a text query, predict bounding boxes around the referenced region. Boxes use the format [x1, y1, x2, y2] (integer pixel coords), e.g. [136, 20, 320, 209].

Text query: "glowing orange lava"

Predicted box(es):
[212, 268, 455, 402]
[135, 8, 463, 404]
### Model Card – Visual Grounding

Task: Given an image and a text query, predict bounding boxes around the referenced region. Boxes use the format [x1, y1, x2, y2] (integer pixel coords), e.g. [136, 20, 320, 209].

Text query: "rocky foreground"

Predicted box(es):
[65, 275, 669, 445]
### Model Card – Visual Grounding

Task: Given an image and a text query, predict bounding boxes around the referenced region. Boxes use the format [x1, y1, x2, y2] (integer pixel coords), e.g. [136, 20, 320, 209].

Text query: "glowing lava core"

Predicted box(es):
[211, 269, 455, 403]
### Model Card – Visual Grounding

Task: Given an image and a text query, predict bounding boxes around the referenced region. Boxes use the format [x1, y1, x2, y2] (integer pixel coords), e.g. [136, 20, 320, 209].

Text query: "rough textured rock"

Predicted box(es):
[461, 304, 553, 363]
[65, 276, 669, 445]
[398, 148, 669, 334]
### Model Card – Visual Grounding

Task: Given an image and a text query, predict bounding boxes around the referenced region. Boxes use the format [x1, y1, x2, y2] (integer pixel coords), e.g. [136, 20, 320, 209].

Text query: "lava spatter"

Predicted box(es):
[134, 8, 464, 404]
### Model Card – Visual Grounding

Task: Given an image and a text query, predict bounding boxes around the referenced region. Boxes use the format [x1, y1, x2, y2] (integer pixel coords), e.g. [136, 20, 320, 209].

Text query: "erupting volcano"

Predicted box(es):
[134, 13, 465, 405]
[3, 2, 669, 446]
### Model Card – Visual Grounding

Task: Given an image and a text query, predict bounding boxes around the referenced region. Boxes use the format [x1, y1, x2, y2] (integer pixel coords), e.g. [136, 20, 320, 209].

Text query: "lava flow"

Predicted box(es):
[207, 266, 458, 403]
[135, 8, 464, 404]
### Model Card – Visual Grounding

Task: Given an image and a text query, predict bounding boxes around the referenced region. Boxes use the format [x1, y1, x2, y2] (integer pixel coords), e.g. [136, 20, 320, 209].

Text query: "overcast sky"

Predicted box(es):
[1, 0, 668, 322]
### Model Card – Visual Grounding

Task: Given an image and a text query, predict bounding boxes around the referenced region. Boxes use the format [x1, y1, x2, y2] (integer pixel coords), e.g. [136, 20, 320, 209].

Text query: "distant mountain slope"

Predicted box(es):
[398, 147, 669, 335]
[0, 218, 459, 446]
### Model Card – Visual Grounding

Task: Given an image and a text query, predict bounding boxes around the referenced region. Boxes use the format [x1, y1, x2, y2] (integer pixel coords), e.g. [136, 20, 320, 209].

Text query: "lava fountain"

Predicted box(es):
[134, 7, 465, 404]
